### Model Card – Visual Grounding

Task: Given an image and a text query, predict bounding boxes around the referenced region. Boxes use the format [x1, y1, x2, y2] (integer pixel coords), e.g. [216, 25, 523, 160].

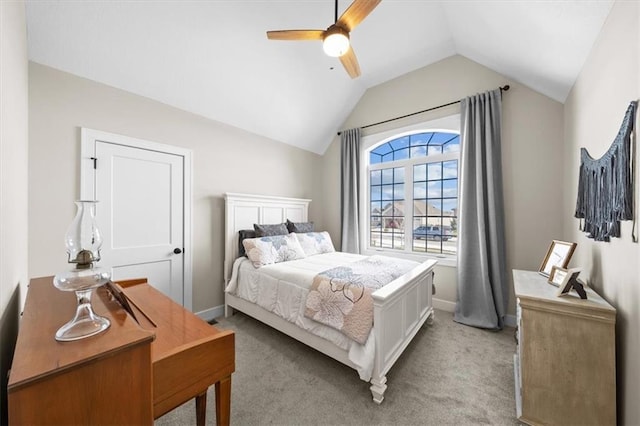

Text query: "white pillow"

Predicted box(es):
[242, 234, 306, 268]
[295, 231, 336, 256]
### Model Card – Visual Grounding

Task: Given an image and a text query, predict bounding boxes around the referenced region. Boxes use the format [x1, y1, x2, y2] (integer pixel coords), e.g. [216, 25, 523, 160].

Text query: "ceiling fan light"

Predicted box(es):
[323, 26, 350, 57]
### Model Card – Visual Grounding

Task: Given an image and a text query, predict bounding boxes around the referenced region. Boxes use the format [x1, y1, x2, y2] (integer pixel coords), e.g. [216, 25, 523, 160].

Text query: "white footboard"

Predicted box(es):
[369, 259, 436, 403]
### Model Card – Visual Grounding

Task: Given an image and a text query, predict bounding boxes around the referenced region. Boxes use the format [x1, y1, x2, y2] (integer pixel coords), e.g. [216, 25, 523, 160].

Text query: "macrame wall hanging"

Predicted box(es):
[575, 100, 637, 242]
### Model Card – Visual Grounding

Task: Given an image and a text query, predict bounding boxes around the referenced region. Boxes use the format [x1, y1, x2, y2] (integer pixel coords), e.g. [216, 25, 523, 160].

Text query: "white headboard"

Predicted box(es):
[223, 193, 311, 283]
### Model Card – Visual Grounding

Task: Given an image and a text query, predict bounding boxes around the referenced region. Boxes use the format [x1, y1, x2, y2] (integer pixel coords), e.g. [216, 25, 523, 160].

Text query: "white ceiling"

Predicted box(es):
[25, 0, 614, 154]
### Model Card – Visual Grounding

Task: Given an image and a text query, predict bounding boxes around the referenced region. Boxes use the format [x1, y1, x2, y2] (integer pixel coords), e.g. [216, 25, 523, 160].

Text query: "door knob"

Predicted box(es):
[173, 248, 182, 254]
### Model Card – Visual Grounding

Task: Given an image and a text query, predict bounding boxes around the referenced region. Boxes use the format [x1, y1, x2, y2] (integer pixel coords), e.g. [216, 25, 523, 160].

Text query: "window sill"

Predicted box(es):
[361, 248, 457, 268]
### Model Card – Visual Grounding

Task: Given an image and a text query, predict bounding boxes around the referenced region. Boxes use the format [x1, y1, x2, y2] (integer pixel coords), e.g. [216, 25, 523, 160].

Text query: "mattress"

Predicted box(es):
[225, 251, 389, 380]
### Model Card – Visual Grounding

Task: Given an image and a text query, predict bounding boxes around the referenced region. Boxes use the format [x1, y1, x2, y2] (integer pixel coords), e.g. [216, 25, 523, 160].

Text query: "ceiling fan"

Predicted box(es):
[266, 0, 382, 79]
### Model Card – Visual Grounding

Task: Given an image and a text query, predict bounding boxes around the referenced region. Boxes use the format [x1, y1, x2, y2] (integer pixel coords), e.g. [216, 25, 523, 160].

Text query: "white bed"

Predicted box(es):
[223, 193, 436, 403]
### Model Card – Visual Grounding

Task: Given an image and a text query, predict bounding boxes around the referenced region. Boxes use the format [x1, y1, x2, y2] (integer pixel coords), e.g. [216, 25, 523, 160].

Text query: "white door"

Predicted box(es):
[81, 129, 192, 308]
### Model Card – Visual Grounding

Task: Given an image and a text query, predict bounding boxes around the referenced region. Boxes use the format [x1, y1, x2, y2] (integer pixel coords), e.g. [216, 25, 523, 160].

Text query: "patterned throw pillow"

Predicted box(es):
[286, 219, 314, 233]
[295, 232, 335, 256]
[242, 234, 306, 267]
[253, 222, 289, 237]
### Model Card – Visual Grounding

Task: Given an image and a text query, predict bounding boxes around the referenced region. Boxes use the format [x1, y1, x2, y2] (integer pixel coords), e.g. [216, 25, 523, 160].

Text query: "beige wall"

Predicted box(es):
[28, 63, 321, 314]
[563, 1, 639, 424]
[319, 55, 565, 315]
[0, 1, 29, 422]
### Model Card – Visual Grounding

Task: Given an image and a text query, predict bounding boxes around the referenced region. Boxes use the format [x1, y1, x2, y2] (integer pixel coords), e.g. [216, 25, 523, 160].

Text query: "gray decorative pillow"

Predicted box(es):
[238, 229, 257, 257]
[242, 234, 306, 267]
[295, 231, 335, 256]
[253, 222, 288, 237]
[286, 219, 314, 233]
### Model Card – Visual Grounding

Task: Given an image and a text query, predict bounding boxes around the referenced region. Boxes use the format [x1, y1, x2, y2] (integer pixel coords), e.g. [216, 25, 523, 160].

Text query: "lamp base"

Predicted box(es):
[55, 287, 110, 342]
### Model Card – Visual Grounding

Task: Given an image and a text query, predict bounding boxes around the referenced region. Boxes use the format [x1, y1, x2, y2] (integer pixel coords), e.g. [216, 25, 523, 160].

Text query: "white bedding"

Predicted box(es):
[226, 252, 384, 380]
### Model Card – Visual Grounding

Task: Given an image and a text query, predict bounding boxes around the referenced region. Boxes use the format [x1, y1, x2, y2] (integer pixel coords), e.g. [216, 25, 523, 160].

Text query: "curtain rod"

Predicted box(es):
[337, 85, 510, 136]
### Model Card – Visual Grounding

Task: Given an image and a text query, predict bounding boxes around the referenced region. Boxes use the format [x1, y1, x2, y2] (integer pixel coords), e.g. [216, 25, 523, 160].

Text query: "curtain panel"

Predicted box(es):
[340, 128, 361, 253]
[454, 89, 508, 330]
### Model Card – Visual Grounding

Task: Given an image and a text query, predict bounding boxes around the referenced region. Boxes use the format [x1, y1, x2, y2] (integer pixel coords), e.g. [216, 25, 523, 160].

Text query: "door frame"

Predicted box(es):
[80, 127, 193, 310]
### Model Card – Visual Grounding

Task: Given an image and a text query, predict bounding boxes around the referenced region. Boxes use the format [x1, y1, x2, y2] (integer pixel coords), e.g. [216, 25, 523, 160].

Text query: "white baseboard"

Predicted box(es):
[433, 297, 517, 328]
[196, 305, 225, 322]
[504, 314, 517, 328]
[433, 297, 456, 312]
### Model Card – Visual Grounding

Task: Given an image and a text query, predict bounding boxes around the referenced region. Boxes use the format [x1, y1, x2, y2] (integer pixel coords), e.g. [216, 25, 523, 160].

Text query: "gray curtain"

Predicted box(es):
[340, 128, 361, 253]
[454, 89, 508, 330]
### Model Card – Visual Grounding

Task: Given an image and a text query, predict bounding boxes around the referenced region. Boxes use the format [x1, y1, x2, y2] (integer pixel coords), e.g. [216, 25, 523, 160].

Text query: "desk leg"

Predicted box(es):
[196, 392, 207, 426]
[215, 375, 232, 426]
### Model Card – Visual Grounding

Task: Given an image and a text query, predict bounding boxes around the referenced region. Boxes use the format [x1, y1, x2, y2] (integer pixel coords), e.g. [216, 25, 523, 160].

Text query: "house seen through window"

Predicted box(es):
[368, 131, 459, 256]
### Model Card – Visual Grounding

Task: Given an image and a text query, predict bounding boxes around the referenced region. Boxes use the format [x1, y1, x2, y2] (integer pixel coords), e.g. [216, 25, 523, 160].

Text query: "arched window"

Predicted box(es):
[365, 124, 460, 258]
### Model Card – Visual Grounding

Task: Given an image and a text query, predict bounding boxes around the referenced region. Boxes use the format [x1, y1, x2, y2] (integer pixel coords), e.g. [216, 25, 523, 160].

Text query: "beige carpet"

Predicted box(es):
[155, 309, 519, 426]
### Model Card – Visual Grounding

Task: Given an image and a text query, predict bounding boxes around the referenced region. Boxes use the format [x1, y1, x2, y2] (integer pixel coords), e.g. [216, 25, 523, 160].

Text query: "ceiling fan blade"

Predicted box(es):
[337, 0, 381, 32]
[266, 30, 325, 41]
[339, 47, 361, 78]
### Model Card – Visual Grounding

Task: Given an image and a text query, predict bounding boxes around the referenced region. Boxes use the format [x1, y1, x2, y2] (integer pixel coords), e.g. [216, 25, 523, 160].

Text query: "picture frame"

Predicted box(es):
[539, 240, 577, 277]
[548, 266, 568, 287]
[557, 268, 583, 297]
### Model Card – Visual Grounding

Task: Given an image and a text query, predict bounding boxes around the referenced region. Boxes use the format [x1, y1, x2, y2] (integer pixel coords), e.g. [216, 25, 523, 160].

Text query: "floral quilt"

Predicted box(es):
[304, 255, 415, 344]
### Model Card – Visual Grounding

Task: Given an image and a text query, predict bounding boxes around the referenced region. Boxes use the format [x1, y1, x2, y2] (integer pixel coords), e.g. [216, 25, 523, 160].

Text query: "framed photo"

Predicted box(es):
[539, 240, 577, 277]
[548, 266, 568, 287]
[557, 268, 582, 297]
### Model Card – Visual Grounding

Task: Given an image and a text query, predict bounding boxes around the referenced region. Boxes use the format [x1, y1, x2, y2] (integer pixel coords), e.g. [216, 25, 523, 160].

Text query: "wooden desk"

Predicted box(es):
[8, 276, 235, 426]
[8, 277, 155, 424]
[120, 279, 235, 426]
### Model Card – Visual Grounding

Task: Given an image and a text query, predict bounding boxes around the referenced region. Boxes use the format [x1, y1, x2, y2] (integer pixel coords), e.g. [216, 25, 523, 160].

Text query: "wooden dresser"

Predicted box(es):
[8, 276, 234, 425]
[513, 269, 616, 426]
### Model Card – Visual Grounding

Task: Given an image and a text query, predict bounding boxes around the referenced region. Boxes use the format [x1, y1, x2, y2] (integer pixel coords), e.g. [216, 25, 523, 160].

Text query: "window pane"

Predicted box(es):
[427, 163, 442, 180]
[410, 133, 431, 146]
[414, 164, 426, 181]
[443, 160, 458, 179]
[443, 179, 458, 198]
[430, 132, 457, 145]
[414, 199, 426, 216]
[369, 153, 382, 165]
[443, 135, 460, 153]
[447, 217, 458, 237]
[410, 146, 427, 159]
[370, 201, 383, 214]
[394, 183, 404, 200]
[370, 186, 381, 201]
[393, 200, 405, 216]
[381, 185, 393, 200]
[370, 169, 382, 185]
[428, 181, 441, 198]
[427, 145, 443, 156]
[414, 182, 426, 199]
[394, 167, 405, 183]
[426, 199, 442, 214]
[442, 199, 457, 216]
[382, 168, 393, 184]
[382, 152, 393, 163]
[371, 143, 392, 156]
[427, 217, 443, 228]
[371, 216, 382, 228]
[390, 136, 409, 150]
[394, 148, 409, 161]
[370, 231, 381, 248]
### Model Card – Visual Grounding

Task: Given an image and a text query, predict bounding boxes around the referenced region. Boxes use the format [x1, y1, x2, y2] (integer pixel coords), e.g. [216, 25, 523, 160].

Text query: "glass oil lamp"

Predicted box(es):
[53, 200, 111, 341]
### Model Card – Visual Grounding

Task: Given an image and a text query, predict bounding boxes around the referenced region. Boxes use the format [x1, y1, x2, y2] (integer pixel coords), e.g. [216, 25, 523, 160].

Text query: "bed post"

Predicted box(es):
[224, 303, 234, 318]
[427, 309, 435, 325]
[370, 375, 387, 404]
[369, 260, 436, 404]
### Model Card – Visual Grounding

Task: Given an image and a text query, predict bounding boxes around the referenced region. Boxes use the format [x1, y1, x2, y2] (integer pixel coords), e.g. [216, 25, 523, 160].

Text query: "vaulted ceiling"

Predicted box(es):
[25, 1, 614, 154]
